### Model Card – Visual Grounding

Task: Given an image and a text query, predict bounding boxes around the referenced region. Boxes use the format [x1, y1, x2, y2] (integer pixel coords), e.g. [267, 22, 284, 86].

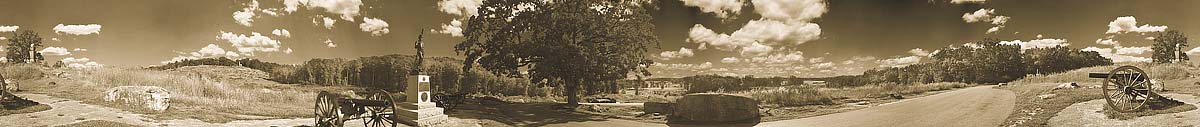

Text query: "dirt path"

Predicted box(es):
[0, 93, 313, 127]
[757, 86, 1015, 127]
[1050, 94, 1200, 126]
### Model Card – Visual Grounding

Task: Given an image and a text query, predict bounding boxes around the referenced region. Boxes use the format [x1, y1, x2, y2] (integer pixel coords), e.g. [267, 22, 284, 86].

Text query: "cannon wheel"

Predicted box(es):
[362, 90, 398, 127]
[434, 93, 459, 111]
[315, 91, 344, 127]
[1103, 66, 1153, 112]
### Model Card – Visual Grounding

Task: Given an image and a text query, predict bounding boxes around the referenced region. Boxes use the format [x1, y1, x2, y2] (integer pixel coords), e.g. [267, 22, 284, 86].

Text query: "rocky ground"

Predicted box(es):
[1050, 94, 1200, 126]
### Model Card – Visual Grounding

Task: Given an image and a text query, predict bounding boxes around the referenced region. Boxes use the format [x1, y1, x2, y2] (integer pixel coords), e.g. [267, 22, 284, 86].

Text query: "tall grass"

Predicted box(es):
[84, 67, 315, 118]
[1011, 63, 1191, 84]
[739, 86, 833, 106]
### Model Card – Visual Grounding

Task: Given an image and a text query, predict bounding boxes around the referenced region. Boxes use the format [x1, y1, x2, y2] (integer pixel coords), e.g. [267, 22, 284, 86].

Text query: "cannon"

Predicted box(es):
[314, 90, 399, 127]
[1087, 65, 1167, 112]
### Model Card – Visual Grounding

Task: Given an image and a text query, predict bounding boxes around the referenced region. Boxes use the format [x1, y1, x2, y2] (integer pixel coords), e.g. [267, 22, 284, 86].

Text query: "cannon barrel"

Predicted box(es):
[1087, 72, 1148, 81]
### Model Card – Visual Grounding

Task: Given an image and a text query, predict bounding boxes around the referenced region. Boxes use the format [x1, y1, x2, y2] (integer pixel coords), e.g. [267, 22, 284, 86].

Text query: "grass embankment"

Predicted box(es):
[731, 82, 974, 122]
[999, 63, 1199, 127]
[16, 65, 360, 122]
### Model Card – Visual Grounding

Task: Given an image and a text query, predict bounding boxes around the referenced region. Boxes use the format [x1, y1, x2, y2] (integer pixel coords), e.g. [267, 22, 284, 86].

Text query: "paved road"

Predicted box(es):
[543, 85, 1016, 127]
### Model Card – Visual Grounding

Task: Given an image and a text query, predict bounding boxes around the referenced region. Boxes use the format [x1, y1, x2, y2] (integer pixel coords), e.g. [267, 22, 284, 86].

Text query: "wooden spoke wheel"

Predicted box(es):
[315, 91, 344, 127]
[1102, 66, 1154, 112]
[362, 90, 398, 127]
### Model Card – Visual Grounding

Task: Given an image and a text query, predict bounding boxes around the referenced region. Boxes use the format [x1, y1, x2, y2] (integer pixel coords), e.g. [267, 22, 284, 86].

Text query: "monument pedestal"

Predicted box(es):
[398, 75, 449, 127]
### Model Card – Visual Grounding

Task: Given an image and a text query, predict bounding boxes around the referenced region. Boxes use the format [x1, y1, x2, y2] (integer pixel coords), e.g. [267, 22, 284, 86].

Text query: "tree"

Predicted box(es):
[456, 0, 659, 105]
[1152, 30, 1189, 63]
[6, 30, 44, 63]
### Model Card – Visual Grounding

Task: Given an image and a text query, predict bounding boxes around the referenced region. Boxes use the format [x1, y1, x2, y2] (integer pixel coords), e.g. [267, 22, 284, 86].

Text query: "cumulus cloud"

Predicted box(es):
[1095, 39, 1119, 46]
[216, 31, 285, 56]
[233, 0, 260, 26]
[1114, 46, 1151, 55]
[720, 57, 740, 63]
[999, 38, 1069, 50]
[0, 26, 17, 32]
[312, 16, 337, 29]
[962, 8, 1010, 34]
[680, 0, 744, 18]
[652, 62, 713, 70]
[684, 0, 826, 57]
[53, 24, 102, 35]
[272, 29, 292, 38]
[284, 0, 364, 21]
[359, 17, 390, 36]
[808, 57, 825, 63]
[161, 44, 242, 64]
[878, 56, 921, 68]
[746, 51, 805, 64]
[659, 47, 695, 60]
[908, 48, 931, 57]
[61, 57, 103, 69]
[38, 47, 71, 56]
[73, 48, 87, 51]
[1106, 16, 1167, 34]
[752, 0, 826, 22]
[324, 39, 337, 48]
[437, 0, 483, 16]
[813, 62, 834, 69]
[1083, 47, 1151, 63]
[434, 19, 464, 37]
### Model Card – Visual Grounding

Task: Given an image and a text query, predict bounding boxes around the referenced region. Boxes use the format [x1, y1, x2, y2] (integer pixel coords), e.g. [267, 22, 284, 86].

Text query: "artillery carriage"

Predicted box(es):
[1087, 65, 1170, 112]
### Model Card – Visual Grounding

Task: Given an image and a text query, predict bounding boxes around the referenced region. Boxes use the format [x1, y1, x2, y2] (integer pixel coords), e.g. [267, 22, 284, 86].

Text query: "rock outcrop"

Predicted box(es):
[104, 86, 171, 111]
[673, 93, 759, 122]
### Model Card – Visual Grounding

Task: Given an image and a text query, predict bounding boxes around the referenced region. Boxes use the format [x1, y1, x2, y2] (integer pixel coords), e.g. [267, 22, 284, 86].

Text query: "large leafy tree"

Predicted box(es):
[6, 30, 45, 63]
[456, 0, 659, 105]
[1152, 30, 1189, 63]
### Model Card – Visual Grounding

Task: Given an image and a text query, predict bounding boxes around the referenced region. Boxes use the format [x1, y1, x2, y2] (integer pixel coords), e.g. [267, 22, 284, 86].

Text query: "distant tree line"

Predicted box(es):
[826, 39, 1112, 87]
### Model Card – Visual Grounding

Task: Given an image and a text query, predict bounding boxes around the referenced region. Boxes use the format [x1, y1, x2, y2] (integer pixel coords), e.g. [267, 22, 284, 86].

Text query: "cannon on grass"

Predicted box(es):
[1088, 65, 1170, 112]
[314, 90, 399, 127]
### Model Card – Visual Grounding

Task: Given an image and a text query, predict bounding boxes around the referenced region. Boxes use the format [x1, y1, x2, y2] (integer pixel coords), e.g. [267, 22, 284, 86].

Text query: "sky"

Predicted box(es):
[2, 0, 1200, 78]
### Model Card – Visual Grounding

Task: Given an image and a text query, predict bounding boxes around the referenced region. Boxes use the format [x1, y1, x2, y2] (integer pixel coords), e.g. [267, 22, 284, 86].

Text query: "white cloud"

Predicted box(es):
[61, 57, 103, 69]
[324, 39, 337, 48]
[271, 29, 292, 38]
[359, 17, 390, 36]
[751, 0, 826, 22]
[233, 0, 260, 26]
[216, 31, 285, 56]
[731, 20, 822, 46]
[435, 19, 464, 37]
[999, 38, 1069, 50]
[813, 62, 834, 69]
[53, 24, 102, 35]
[962, 8, 1010, 34]
[908, 48, 931, 57]
[747, 51, 805, 64]
[659, 47, 695, 60]
[1095, 39, 1119, 46]
[284, 0, 364, 21]
[1114, 46, 1151, 55]
[878, 56, 921, 68]
[652, 62, 713, 70]
[720, 57, 740, 63]
[1187, 47, 1200, 55]
[73, 48, 87, 51]
[437, 0, 483, 16]
[0, 26, 18, 32]
[313, 16, 337, 29]
[161, 44, 242, 64]
[680, 0, 744, 18]
[808, 57, 825, 63]
[1106, 16, 1167, 34]
[1036, 34, 1044, 38]
[1082, 47, 1151, 63]
[38, 47, 71, 56]
[740, 42, 774, 56]
[950, 0, 986, 4]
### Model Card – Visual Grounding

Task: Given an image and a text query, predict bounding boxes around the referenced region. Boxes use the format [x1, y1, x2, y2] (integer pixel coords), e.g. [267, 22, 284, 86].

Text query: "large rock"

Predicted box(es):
[104, 86, 171, 111]
[673, 93, 759, 122]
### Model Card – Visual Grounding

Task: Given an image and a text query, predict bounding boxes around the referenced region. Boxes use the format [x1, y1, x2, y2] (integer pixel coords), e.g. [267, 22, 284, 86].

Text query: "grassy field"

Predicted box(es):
[998, 63, 1200, 127]
[13, 65, 364, 122]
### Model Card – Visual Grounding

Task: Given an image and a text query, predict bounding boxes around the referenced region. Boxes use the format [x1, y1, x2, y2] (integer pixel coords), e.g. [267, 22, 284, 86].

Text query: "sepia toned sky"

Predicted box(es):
[2, 0, 1200, 78]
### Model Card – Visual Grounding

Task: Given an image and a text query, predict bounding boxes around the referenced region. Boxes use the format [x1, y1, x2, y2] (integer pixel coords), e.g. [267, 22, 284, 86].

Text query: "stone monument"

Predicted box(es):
[397, 31, 449, 127]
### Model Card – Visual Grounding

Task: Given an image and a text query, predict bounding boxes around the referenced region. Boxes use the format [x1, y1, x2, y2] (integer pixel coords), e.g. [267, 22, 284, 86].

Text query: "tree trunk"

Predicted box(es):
[566, 79, 580, 105]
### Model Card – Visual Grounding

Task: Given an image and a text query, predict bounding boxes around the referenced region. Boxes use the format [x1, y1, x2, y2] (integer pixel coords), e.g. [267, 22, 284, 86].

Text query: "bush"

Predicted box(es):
[740, 86, 833, 106]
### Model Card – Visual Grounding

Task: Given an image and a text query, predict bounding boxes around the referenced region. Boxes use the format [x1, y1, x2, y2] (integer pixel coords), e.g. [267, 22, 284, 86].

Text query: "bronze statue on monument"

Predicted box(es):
[412, 30, 425, 74]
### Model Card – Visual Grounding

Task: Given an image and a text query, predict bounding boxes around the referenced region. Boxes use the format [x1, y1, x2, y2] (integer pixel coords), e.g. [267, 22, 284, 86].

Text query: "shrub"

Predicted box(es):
[4, 64, 45, 80]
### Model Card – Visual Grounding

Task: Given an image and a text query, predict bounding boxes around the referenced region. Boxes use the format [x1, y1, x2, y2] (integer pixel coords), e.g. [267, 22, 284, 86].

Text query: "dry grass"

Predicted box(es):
[738, 87, 833, 106]
[83, 67, 317, 120]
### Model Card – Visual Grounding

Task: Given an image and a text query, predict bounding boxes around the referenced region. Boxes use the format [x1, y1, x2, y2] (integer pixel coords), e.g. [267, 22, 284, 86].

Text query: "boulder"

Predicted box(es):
[104, 86, 171, 111]
[673, 93, 759, 122]
[1054, 83, 1079, 90]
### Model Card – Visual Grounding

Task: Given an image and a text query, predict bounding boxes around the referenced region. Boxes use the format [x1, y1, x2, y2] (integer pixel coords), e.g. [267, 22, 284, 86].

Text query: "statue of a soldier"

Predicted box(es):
[412, 31, 425, 74]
